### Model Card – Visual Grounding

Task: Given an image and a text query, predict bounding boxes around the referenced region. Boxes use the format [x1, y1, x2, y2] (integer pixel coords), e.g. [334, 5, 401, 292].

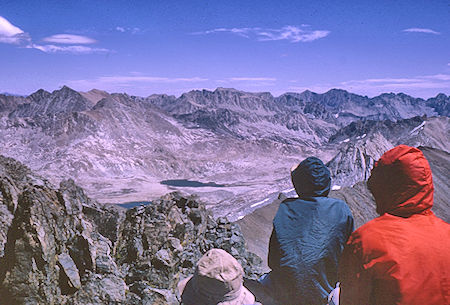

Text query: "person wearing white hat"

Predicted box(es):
[178, 248, 260, 305]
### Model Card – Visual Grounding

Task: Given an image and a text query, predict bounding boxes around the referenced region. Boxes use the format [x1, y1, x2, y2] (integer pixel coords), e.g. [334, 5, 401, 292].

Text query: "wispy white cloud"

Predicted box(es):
[196, 27, 253, 38]
[0, 16, 22, 36]
[335, 74, 450, 97]
[288, 85, 334, 93]
[67, 75, 209, 89]
[0, 15, 110, 54]
[217, 77, 277, 87]
[257, 26, 330, 42]
[95, 76, 208, 84]
[228, 77, 276, 81]
[422, 74, 450, 81]
[403, 28, 440, 35]
[28, 44, 110, 54]
[344, 78, 420, 84]
[42, 34, 97, 44]
[0, 32, 30, 44]
[192, 25, 330, 43]
[341, 74, 450, 90]
[65, 75, 210, 95]
[115, 26, 141, 34]
[0, 15, 30, 44]
[288, 74, 450, 97]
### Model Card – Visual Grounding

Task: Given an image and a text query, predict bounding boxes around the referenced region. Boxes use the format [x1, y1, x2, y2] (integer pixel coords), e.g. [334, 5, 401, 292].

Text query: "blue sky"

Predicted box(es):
[0, 0, 449, 98]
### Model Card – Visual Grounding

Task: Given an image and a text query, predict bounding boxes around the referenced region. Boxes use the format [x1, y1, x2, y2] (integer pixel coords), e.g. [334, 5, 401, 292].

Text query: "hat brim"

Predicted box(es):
[178, 276, 255, 305]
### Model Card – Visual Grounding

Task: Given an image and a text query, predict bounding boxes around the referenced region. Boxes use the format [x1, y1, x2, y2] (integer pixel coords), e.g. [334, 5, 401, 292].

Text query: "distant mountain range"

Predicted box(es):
[0, 86, 448, 219]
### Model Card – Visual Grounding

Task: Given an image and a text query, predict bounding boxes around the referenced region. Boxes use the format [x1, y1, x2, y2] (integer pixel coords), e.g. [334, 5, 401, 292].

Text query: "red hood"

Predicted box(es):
[368, 145, 434, 217]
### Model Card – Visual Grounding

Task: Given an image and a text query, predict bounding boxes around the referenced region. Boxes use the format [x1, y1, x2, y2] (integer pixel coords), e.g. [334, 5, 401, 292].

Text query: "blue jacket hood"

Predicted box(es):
[291, 157, 331, 197]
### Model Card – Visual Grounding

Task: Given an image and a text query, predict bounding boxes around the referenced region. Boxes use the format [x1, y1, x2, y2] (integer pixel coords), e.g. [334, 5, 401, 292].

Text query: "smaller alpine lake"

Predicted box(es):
[118, 201, 152, 209]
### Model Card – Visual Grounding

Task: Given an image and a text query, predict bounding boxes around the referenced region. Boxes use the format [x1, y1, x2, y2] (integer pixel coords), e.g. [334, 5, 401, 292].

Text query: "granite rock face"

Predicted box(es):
[326, 132, 394, 187]
[0, 156, 262, 305]
[326, 116, 449, 187]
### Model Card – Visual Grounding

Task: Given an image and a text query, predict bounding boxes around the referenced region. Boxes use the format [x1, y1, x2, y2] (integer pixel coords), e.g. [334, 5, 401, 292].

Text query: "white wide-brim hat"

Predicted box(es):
[178, 249, 256, 305]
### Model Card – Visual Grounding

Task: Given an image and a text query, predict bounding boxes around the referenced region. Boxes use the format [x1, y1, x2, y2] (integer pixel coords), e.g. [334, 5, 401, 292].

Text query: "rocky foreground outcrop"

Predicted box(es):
[0, 155, 263, 305]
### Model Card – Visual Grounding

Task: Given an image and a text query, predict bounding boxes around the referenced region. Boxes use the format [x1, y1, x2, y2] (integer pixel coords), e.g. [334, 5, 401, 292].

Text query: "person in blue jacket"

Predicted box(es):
[264, 157, 354, 305]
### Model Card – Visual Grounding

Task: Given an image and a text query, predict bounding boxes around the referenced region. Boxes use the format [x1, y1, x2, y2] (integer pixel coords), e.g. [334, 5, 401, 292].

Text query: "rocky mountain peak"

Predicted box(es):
[214, 87, 241, 93]
[10, 86, 92, 118]
[87, 89, 107, 95]
[298, 89, 317, 100]
[52, 86, 85, 100]
[425, 93, 450, 116]
[92, 94, 148, 111]
[378, 92, 396, 98]
[300, 89, 314, 95]
[28, 88, 51, 102]
[435, 93, 448, 99]
[377, 92, 423, 102]
[146, 93, 176, 99]
[324, 88, 349, 95]
[396, 92, 414, 98]
[80, 89, 110, 104]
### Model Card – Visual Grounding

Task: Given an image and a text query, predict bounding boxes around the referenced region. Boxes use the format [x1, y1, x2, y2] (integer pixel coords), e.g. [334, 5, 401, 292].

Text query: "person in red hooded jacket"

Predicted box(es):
[339, 145, 450, 305]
